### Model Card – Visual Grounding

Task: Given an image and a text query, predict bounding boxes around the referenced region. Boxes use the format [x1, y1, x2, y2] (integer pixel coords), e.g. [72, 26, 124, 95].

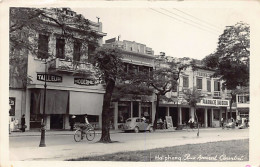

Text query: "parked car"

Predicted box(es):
[122, 117, 154, 133]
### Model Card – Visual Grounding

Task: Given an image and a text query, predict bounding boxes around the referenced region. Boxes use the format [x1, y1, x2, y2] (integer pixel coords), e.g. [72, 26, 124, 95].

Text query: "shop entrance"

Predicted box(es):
[169, 107, 178, 127]
[158, 107, 166, 121]
[181, 108, 190, 124]
[196, 108, 205, 127]
[133, 101, 139, 117]
[50, 114, 63, 129]
[207, 109, 211, 127]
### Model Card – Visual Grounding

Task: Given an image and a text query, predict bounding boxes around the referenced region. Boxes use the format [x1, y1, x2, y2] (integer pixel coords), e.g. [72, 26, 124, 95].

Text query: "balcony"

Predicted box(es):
[48, 58, 96, 76]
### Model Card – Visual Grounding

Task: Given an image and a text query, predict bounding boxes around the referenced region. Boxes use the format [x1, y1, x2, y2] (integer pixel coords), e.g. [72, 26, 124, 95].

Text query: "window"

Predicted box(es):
[183, 76, 189, 88]
[214, 80, 220, 91]
[56, 38, 65, 59]
[207, 79, 211, 92]
[73, 41, 82, 61]
[197, 78, 202, 90]
[38, 34, 49, 59]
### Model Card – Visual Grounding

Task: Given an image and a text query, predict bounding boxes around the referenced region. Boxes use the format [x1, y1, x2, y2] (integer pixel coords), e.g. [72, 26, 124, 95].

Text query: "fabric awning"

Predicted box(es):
[31, 89, 69, 114]
[69, 91, 104, 115]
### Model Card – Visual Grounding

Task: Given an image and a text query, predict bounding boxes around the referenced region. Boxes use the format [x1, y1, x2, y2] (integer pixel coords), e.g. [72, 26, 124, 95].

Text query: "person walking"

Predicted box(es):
[221, 117, 224, 129]
[21, 114, 26, 132]
[188, 116, 194, 131]
[70, 115, 76, 131]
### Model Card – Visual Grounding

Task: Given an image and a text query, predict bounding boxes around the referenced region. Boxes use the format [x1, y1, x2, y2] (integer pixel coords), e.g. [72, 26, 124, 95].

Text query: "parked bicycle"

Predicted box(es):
[74, 123, 95, 142]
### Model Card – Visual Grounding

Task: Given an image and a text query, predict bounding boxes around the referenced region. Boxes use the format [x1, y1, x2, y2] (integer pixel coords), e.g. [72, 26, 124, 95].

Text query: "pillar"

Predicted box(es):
[130, 101, 133, 118]
[138, 102, 142, 117]
[98, 114, 102, 130]
[178, 107, 182, 124]
[46, 115, 50, 130]
[25, 89, 31, 130]
[211, 108, 214, 127]
[190, 107, 195, 120]
[64, 114, 70, 130]
[204, 108, 208, 128]
[114, 102, 118, 130]
[152, 101, 156, 123]
[166, 107, 170, 116]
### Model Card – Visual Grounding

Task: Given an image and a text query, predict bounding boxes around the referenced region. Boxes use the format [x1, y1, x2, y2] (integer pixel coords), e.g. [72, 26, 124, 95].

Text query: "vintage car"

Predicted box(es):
[122, 117, 154, 133]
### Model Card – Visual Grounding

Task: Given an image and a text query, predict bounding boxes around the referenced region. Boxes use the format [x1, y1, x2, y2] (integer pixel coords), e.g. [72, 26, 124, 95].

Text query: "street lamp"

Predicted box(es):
[39, 58, 47, 147]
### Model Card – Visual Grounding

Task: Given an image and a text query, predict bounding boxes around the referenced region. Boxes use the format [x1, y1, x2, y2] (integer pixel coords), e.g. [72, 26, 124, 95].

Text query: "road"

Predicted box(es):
[9, 128, 249, 161]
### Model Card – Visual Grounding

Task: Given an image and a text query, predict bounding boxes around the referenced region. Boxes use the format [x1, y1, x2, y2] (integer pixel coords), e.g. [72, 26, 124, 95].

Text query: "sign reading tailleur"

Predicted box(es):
[37, 74, 62, 82]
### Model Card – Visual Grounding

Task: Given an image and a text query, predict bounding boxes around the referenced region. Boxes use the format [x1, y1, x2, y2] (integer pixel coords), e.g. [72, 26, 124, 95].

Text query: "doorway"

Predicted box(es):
[169, 107, 178, 127]
[50, 114, 64, 129]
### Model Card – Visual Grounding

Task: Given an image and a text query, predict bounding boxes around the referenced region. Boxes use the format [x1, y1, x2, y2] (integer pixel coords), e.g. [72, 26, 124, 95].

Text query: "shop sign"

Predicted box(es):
[196, 71, 212, 78]
[9, 97, 15, 116]
[37, 74, 62, 82]
[197, 98, 229, 107]
[165, 116, 174, 129]
[74, 78, 99, 86]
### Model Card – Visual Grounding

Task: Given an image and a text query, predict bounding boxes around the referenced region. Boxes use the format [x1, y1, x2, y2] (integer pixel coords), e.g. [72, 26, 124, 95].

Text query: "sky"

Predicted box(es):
[72, 5, 250, 60]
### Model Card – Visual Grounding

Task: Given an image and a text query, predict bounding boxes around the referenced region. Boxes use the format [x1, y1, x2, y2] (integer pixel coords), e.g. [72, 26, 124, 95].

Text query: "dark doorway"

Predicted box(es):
[169, 107, 178, 127]
[207, 109, 211, 127]
[158, 107, 167, 121]
[133, 101, 139, 117]
[50, 114, 63, 129]
[196, 108, 205, 127]
[182, 108, 190, 124]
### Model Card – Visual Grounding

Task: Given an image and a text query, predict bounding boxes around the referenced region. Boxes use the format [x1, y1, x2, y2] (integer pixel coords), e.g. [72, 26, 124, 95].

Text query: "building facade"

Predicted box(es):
[9, 8, 106, 131]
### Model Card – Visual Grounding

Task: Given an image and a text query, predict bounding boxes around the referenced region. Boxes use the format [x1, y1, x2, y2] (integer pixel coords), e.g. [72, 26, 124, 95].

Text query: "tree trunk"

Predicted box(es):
[99, 79, 115, 143]
[194, 107, 199, 137]
[229, 93, 235, 121]
[153, 94, 160, 130]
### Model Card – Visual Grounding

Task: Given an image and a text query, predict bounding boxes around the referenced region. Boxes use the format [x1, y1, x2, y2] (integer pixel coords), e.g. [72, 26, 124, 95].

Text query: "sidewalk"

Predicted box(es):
[9, 127, 234, 137]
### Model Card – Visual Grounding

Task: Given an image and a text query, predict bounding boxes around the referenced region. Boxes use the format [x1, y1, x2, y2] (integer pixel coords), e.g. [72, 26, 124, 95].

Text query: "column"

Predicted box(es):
[166, 107, 170, 116]
[152, 101, 156, 123]
[211, 108, 214, 127]
[114, 102, 118, 130]
[25, 89, 31, 130]
[98, 114, 102, 130]
[138, 102, 142, 117]
[190, 107, 195, 120]
[46, 115, 50, 130]
[178, 107, 182, 124]
[204, 108, 208, 128]
[130, 101, 133, 118]
[64, 114, 70, 130]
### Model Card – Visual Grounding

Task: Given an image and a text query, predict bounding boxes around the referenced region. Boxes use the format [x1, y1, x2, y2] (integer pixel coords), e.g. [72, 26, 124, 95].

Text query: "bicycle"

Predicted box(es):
[74, 124, 95, 142]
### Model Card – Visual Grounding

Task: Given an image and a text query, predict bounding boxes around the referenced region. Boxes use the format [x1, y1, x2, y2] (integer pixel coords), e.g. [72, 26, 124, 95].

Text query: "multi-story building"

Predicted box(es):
[103, 39, 156, 130]
[235, 87, 249, 123]
[155, 57, 230, 128]
[9, 8, 106, 131]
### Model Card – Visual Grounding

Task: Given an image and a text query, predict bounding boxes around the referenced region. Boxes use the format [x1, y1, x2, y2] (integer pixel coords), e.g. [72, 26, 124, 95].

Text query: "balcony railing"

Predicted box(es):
[48, 58, 96, 75]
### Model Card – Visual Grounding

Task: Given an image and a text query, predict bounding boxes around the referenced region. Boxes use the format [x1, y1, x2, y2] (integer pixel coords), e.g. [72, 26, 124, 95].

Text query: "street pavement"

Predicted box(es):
[9, 128, 249, 161]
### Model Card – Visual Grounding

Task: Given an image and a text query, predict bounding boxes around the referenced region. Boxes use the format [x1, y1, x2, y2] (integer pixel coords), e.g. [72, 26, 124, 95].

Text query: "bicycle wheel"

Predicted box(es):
[86, 129, 95, 141]
[74, 129, 82, 142]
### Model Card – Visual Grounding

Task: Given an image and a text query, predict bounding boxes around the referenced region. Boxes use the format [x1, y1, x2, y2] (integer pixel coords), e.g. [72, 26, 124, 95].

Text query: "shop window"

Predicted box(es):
[73, 41, 82, 62]
[197, 77, 202, 90]
[56, 38, 65, 59]
[207, 79, 211, 92]
[38, 34, 49, 59]
[214, 80, 220, 91]
[9, 97, 15, 116]
[183, 76, 189, 88]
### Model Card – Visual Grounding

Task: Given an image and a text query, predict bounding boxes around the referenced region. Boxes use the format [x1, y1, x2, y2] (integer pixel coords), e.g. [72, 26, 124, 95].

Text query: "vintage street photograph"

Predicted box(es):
[3, 1, 256, 166]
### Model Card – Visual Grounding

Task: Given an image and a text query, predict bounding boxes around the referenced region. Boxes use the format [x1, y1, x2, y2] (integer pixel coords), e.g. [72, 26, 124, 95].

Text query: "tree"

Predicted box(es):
[140, 61, 188, 130]
[202, 22, 250, 119]
[93, 47, 124, 143]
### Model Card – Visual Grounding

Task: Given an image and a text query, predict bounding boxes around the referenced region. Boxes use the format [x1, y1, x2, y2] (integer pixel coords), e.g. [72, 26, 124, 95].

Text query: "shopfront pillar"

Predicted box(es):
[130, 101, 133, 118]
[99, 114, 102, 129]
[190, 107, 195, 120]
[204, 108, 208, 128]
[138, 102, 142, 118]
[64, 115, 70, 130]
[114, 102, 118, 130]
[45, 115, 50, 130]
[25, 89, 31, 130]
[152, 101, 156, 123]
[211, 108, 214, 127]
[178, 107, 182, 124]
[166, 107, 170, 116]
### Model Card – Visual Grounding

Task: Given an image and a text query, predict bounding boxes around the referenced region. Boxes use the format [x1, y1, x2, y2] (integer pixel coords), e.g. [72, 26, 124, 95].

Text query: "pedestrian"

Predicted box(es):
[21, 114, 26, 132]
[221, 117, 224, 129]
[70, 115, 76, 131]
[188, 116, 194, 131]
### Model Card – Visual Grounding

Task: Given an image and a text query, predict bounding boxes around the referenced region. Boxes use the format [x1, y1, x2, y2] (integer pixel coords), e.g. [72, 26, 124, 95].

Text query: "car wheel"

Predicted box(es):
[134, 126, 139, 133]
[149, 127, 154, 132]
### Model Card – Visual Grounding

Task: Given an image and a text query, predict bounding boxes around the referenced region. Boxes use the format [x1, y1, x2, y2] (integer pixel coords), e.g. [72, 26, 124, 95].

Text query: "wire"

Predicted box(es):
[172, 8, 222, 30]
[161, 8, 221, 33]
[149, 8, 219, 35]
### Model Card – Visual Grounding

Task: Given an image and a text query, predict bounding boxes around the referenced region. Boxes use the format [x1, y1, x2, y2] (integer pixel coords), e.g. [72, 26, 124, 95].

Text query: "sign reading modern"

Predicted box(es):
[74, 78, 99, 86]
[37, 74, 62, 82]
[197, 98, 229, 107]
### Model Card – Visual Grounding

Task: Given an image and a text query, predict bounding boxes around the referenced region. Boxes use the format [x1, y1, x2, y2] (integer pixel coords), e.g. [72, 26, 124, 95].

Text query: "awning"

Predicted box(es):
[31, 89, 69, 114]
[69, 91, 104, 115]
